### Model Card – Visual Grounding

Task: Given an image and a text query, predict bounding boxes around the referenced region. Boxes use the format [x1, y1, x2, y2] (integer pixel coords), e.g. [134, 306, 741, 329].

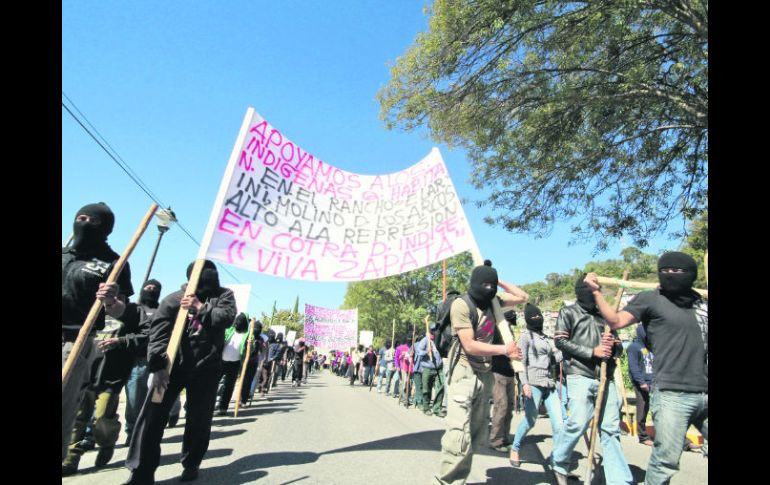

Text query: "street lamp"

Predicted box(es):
[143, 207, 177, 283]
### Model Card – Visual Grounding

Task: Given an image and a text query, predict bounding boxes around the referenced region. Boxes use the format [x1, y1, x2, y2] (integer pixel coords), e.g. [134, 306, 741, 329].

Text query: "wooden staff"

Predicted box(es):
[62, 203, 158, 390]
[614, 358, 634, 435]
[596, 276, 707, 299]
[424, 315, 434, 363]
[265, 359, 277, 394]
[152, 257, 208, 403]
[442, 259, 447, 301]
[233, 317, 256, 417]
[585, 271, 628, 485]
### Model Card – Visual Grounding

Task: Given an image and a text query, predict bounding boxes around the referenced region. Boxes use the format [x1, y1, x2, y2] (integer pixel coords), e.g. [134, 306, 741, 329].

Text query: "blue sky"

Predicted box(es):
[62, 1, 685, 320]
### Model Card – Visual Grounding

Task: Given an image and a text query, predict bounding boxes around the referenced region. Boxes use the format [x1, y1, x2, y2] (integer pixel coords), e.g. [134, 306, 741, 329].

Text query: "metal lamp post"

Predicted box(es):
[143, 207, 177, 283]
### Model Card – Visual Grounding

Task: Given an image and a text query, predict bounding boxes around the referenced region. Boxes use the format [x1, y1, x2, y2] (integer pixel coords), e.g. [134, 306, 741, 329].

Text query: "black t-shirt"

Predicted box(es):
[61, 247, 134, 335]
[623, 290, 708, 392]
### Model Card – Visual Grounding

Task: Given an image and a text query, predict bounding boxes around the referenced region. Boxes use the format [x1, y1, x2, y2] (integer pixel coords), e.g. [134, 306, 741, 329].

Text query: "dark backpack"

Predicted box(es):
[432, 293, 477, 358]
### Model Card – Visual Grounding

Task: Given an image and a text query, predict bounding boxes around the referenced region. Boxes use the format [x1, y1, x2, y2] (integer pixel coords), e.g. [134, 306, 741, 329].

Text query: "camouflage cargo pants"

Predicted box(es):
[434, 362, 493, 485]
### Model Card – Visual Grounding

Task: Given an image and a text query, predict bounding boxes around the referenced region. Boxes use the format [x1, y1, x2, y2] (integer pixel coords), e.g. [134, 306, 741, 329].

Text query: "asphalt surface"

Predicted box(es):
[63, 370, 707, 484]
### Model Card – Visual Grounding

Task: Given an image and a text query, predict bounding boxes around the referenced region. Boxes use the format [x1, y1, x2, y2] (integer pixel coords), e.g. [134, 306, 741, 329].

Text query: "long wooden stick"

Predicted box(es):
[62, 203, 158, 390]
[442, 259, 447, 301]
[424, 315, 434, 364]
[614, 358, 634, 435]
[152, 258, 207, 403]
[585, 271, 628, 485]
[596, 276, 707, 298]
[233, 317, 256, 417]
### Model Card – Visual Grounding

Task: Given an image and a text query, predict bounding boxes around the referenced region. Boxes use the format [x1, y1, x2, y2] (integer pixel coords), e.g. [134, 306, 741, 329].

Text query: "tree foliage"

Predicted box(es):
[341, 252, 475, 344]
[379, 0, 708, 251]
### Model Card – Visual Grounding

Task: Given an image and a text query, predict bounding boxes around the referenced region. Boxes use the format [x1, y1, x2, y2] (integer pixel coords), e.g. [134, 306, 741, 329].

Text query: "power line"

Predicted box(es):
[62, 93, 267, 305]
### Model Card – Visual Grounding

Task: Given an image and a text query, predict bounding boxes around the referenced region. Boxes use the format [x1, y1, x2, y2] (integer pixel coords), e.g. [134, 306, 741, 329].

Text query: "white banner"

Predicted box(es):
[359, 330, 374, 347]
[304, 304, 358, 350]
[286, 330, 297, 346]
[204, 108, 479, 281]
[224, 283, 251, 315]
[270, 325, 286, 339]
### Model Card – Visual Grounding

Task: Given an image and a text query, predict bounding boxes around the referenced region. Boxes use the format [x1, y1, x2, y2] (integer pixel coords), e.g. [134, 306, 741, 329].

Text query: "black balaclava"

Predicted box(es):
[276, 332, 284, 343]
[658, 251, 699, 307]
[357, 344, 364, 352]
[253, 321, 263, 337]
[468, 260, 498, 309]
[575, 274, 599, 314]
[503, 310, 517, 326]
[267, 329, 276, 344]
[234, 313, 249, 333]
[385, 339, 392, 349]
[186, 260, 220, 300]
[71, 202, 114, 254]
[524, 303, 544, 332]
[138, 279, 162, 308]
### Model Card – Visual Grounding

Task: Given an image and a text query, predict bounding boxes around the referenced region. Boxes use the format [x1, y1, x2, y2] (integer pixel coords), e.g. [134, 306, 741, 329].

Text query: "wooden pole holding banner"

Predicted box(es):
[391, 318, 395, 348]
[585, 271, 629, 485]
[442, 259, 447, 301]
[424, 315, 434, 363]
[614, 359, 634, 435]
[152, 108, 255, 404]
[233, 317, 256, 417]
[63, 203, 158, 390]
[596, 276, 707, 299]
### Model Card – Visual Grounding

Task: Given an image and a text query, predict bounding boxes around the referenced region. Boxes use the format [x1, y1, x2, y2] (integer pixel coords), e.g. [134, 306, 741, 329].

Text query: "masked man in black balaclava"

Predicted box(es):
[584, 251, 708, 484]
[551, 276, 630, 485]
[435, 260, 528, 485]
[62, 203, 134, 470]
[122, 279, 163, 446]
[240, 320, 264, 406]
[217, 313, 251, 416]
[259, 329, 277, 396]
[509, 303, 564, 467]
[125, 260, 236, 484]
[271, 333, 288, 388]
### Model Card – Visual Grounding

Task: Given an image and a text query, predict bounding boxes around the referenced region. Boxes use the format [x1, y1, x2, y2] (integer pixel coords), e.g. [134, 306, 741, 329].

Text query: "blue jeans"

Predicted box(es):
[512, 385, 563, 452]
[391, 368, 402, 397]
[124, 358, 149, 438]
[363, 365, 375, 385]
[645, 387, 708, 485]
[551, 375, 632, 485]
[376, 365, 387, 392]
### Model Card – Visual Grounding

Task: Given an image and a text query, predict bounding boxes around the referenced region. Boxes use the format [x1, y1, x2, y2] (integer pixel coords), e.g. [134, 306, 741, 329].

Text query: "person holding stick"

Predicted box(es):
[124, 259, 236, 484]
[415, 331, 443, 416]
[216, 312, 250, 416]
[550, 276, 632, 485]
[62, 202, 134, 465]
[433, 260, 524, 485]
[584, 251, 708, 485]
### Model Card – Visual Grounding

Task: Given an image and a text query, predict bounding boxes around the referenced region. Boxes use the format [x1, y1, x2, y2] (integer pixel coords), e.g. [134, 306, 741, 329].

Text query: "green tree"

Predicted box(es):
[341, 252, 475, 344]
[679, 210, 707, 288]
[379, 0, 708, 252]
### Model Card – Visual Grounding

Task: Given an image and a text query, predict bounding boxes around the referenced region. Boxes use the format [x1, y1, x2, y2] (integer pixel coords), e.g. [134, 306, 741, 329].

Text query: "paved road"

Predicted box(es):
[63, 370, 707, 484]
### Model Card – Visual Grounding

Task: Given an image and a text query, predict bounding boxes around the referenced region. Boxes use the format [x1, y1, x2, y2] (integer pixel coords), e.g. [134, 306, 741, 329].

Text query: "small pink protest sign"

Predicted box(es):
[303, 304, 357, 350]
